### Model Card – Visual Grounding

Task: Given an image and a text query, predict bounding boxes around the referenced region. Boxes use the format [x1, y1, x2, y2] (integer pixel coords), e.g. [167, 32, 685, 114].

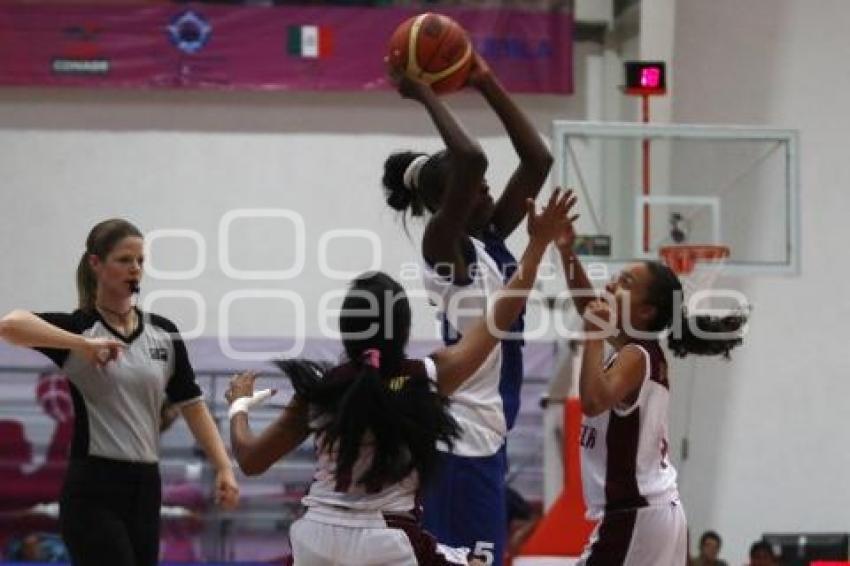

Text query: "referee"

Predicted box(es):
[0, 219, 239, 566]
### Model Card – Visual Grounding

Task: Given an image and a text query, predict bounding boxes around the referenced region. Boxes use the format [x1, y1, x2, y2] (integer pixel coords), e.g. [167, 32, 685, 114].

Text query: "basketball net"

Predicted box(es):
[658, 244, 731, 308]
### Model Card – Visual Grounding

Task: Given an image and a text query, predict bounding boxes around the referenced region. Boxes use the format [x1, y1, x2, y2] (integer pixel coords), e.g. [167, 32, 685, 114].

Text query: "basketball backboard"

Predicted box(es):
[549, 121, 800, 277]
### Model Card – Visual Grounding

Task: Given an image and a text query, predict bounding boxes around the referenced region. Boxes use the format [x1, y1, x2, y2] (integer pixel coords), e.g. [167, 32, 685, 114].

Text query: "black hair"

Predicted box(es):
[276, 272, 459, 493]
[644, 261, 747, 359]
[700, 530, 722, 548]
[382, 150, 451, 225]
[749, 541, 776, 558]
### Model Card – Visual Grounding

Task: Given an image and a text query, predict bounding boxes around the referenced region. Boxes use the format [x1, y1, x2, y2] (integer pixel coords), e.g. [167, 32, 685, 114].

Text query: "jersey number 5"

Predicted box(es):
[473, 541, 495, 565]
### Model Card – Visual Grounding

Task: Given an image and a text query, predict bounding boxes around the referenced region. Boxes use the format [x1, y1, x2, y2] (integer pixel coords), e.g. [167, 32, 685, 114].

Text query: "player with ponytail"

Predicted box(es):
[381, 54, 554, 565]
[226, 191, 573, 565]
[555, 205, 746, 566]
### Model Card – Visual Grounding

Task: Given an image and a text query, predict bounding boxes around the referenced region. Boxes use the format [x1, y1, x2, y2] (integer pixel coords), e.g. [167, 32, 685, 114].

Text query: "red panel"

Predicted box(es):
[518, 399, 596, 556]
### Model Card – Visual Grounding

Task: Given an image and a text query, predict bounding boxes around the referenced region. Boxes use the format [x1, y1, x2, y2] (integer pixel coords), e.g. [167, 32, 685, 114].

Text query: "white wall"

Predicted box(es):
[0, 43, 594, 343]
[14, 9, 847, 560]
[671, 1, 850, 562]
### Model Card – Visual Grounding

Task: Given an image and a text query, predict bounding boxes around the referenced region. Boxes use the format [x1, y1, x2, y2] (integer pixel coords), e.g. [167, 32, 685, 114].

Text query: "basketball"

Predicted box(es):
[387, 13, 473, 94]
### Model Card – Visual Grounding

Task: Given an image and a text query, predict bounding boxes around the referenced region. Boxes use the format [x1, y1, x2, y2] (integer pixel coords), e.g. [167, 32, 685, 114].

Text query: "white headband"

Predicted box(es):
[402, 155, 430, 191]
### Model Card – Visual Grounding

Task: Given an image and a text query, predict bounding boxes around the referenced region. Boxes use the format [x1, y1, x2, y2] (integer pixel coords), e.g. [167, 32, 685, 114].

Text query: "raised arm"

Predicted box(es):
[554, 196, 595, 316]
[431, 189, 574, 396]
[470, 55, 553, 238]
[226, 372, 310, 477]
[395, 75, 488, 279]
[0, 310, 122, 366]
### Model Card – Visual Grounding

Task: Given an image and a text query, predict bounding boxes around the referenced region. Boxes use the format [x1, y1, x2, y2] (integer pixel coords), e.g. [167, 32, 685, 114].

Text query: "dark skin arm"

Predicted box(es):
[431, 190, 574, 395]
[394, 74, 487, 280]
[225, 372, 310, 477]
[470, 55, 553, 238]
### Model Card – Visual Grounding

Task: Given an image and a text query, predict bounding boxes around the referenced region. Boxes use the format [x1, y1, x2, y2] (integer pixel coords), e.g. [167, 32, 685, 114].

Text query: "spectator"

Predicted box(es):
[749, 541, 779, 566]
[692, 530, 728, 566]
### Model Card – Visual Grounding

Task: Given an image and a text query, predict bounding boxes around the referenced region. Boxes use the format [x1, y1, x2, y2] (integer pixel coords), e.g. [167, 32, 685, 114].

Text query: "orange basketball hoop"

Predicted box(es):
[659, 244, 730, 276]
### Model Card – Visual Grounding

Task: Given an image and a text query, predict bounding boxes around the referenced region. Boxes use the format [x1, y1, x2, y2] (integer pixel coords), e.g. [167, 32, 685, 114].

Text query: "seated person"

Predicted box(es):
[749, 541, 779, 566]
[693, 530, 728, 566]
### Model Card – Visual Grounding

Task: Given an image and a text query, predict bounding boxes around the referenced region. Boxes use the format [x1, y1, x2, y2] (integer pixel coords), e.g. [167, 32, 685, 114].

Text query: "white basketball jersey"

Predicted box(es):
[580, 341, 678, 519]
[421, 236, 508, 457]
[301, 358, 436, 526]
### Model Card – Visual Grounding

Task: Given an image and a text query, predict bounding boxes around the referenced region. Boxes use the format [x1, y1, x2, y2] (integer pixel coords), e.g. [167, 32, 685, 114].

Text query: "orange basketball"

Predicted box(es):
[387, 13, 473, 95]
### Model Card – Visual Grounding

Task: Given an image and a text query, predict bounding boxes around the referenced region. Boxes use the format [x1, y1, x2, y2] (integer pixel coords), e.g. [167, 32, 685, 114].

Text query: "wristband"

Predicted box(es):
[228, 389, 274, 419]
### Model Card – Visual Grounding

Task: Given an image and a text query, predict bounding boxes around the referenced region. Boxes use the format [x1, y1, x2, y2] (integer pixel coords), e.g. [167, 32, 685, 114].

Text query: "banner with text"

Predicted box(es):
[0, 4, 573, 93]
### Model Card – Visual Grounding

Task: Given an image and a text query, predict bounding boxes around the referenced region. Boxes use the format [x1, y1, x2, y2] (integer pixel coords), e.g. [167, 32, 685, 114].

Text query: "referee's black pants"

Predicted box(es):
[60, 456, 161, 566]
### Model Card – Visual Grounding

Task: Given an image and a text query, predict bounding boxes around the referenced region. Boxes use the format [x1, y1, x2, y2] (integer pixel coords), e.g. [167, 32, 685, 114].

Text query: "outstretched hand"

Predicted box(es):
[225, 371, 277, 420]
[555, 188, 580, 253]
[526, 188, 579, 245]
[225, 371, 259, 405]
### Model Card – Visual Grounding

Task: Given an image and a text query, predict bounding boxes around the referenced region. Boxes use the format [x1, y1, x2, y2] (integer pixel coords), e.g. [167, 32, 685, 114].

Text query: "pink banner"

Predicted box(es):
[0, 3, 572, 93]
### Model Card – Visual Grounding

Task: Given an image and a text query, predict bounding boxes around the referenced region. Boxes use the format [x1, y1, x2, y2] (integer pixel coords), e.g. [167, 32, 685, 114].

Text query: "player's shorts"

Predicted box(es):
[577, 498, 687, 566]
[290, 509, 469, 566]
[422, 448, 507, 566]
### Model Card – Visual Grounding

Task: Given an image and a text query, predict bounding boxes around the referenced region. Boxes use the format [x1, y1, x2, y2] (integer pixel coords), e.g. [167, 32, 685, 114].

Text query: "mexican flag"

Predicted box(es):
[287, 25, 333, 59]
